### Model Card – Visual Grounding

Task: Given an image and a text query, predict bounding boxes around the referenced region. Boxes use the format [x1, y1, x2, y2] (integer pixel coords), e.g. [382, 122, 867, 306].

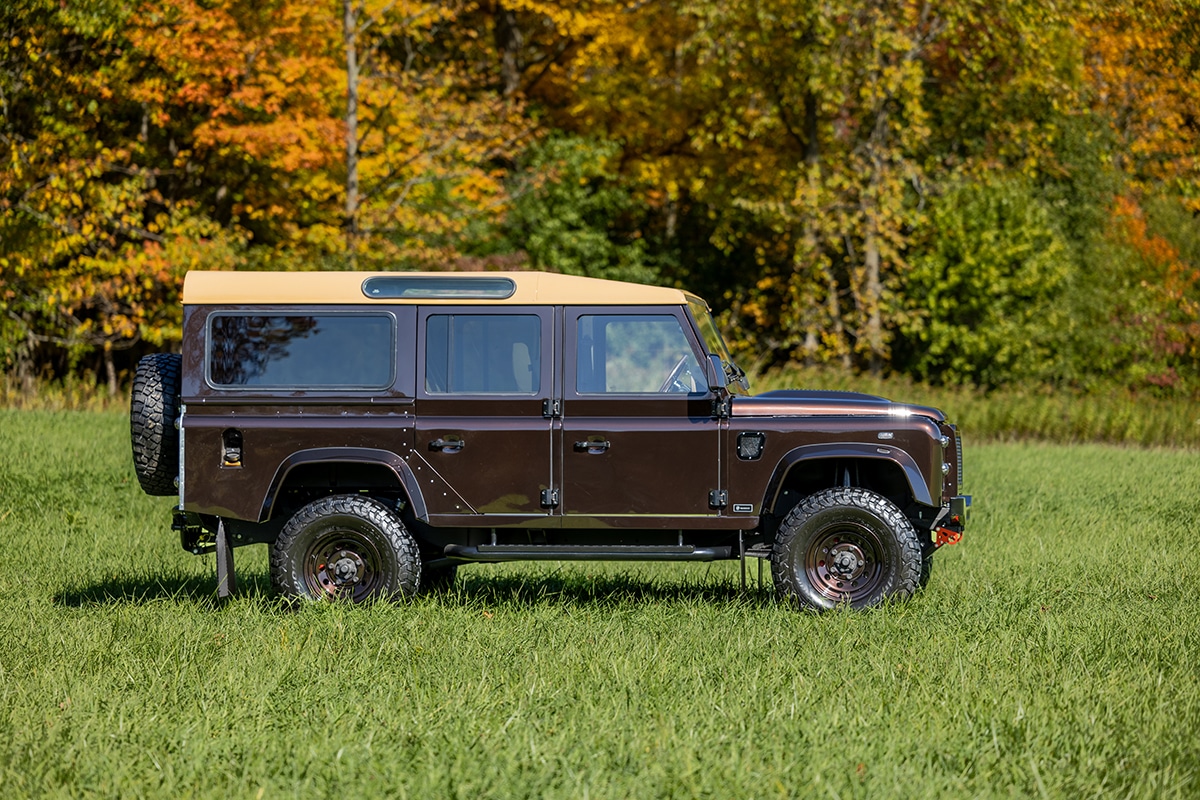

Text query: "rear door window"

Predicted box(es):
[424, 314, 541, 395]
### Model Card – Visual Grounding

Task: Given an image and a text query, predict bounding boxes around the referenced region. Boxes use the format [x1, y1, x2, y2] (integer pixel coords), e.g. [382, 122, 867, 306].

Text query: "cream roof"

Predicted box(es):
[183, 270, 699, 307]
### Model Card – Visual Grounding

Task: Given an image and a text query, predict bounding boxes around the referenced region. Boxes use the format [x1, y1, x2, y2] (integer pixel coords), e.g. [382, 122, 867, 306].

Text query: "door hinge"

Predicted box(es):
[540, 488, 560, 508]
[708, 489, 728, 509]
[542, 398, 562, 419]
[712, 398, 730, 419]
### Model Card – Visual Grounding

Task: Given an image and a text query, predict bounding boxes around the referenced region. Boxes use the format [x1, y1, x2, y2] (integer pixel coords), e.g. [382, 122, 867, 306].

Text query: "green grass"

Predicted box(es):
[2, 409, 1199, 798]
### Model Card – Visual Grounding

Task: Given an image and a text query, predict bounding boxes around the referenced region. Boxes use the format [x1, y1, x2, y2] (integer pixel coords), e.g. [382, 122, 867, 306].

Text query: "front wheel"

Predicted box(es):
[771, 487, 922, 611]
[270, 495, 421, 602]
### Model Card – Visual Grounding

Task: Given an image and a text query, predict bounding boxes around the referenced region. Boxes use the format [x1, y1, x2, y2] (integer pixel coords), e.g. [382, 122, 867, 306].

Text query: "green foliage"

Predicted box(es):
[4, 0, 1200, 398]
[2, 410, 1200, 797]
[503, 134, 659, 285]
[896, 177, 1070, 386]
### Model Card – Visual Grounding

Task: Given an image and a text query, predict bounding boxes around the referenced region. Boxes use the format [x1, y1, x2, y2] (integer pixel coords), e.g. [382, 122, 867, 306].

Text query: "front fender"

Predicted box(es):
[763, 442, 935, 512]
[259, 447, 429, 522]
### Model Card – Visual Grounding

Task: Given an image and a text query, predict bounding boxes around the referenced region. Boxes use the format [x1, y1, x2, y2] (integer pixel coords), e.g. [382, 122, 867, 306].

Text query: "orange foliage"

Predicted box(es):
[1079, 6, 1200, 210]
[1111, 195, 1200, 377]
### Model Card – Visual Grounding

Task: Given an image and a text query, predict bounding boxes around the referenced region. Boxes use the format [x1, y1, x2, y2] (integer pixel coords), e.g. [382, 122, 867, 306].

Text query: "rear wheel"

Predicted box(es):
[771, 487, 922, 611]
[270, 495, 420, 602]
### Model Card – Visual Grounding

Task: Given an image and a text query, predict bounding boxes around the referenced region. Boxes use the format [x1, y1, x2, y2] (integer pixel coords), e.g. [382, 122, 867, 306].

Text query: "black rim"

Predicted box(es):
[303, 525, 387, 601]
[804, 520, 886, 604]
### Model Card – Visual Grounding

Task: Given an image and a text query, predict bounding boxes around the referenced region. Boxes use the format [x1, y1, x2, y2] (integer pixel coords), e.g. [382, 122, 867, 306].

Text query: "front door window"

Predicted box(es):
[575, 314, 704, 395]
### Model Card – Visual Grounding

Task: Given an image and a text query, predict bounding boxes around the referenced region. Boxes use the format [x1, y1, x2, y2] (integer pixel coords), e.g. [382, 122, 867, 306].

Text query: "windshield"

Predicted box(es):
[686, 297, 749, 393]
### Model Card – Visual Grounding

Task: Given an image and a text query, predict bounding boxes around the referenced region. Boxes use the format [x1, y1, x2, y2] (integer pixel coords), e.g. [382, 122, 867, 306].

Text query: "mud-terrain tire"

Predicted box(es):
[130, 353, 182, 496]
[771, 487, 922, 611]
[271, 495, 421, 602]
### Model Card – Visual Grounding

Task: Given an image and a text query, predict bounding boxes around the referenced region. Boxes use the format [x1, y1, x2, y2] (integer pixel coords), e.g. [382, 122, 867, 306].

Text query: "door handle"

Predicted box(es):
[430, 437, 466, 452]
[574, 439, 611, 453]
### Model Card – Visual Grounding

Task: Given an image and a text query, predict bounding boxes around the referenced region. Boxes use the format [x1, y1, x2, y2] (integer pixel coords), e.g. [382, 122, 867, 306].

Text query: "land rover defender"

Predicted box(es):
[130, 271, 968, 609]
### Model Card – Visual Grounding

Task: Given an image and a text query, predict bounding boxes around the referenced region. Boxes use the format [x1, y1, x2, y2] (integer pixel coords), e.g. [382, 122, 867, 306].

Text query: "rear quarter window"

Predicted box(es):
[208, 313, 395, 389]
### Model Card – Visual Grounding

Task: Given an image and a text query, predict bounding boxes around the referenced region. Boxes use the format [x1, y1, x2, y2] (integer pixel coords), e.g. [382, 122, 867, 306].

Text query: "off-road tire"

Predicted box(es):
[271, 495, 421, 602]
[130, 353, 182, 496]
[771, 487, 922, 611]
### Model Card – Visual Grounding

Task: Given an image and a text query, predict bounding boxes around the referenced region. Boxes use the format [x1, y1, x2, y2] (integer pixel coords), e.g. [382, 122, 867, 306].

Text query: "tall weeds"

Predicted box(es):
[753, 366, 1200, 449]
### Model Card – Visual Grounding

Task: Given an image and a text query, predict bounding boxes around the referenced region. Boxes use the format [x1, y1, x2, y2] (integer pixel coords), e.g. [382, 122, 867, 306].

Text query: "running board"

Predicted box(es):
[443, 544, 734, 563]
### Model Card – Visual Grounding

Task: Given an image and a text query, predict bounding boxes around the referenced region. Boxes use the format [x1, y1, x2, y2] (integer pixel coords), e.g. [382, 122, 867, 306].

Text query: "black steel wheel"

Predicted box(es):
[130, 353, 182, 496]
[270, 495, 420, 602]
[771, 487, 922, 611]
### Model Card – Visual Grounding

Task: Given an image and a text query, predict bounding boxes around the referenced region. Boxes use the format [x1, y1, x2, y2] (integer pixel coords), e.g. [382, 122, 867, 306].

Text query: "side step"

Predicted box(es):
[443, 544, 734, 563]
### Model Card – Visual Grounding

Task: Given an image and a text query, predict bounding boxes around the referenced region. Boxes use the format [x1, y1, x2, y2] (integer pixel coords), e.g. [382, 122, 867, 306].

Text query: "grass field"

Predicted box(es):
[1, 409, 1198, 798]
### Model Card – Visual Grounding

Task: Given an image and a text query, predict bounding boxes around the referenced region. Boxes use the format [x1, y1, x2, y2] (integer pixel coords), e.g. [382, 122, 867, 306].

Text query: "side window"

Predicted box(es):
[208, 313, 394, 389]
[576, 314, 703, 394]
[425, 314, 541, 394]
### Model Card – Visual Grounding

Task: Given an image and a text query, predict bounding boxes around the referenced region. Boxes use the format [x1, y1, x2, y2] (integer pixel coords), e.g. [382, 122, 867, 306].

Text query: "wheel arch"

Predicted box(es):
[260, 447, 428, 523]
[763, 443, 934, 516]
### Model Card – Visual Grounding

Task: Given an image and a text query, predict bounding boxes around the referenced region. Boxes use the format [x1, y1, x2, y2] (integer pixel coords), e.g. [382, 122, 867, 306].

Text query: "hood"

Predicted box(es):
[732, 389, 946, 423]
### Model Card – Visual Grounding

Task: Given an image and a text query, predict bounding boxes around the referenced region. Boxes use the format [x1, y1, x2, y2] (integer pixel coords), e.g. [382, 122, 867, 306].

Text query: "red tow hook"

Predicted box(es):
[935, 516, 964, 548]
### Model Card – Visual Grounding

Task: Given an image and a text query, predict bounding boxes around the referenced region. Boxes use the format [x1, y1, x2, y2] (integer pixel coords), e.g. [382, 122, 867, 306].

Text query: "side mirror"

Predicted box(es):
[707, 354, 728, 392]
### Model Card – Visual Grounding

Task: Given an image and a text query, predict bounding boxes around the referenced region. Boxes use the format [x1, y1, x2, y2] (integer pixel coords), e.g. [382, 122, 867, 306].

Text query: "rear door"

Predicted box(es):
[414, 307, 555, 521]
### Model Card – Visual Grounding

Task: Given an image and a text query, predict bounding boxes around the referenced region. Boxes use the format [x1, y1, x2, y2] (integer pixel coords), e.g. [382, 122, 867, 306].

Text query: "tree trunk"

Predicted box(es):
[863, 227, 884, 375]
[803, 90, 820, 165]
[343, 0, 360, 268]
[828, 275, 850, 370]
[494, 3, 522, 97]
[103, 345, 117, 397]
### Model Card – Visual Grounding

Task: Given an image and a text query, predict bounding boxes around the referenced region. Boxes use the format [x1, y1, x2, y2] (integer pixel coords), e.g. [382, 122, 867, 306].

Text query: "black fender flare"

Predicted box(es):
[763, 442, 935, 513]
[259, 447, 429, 523]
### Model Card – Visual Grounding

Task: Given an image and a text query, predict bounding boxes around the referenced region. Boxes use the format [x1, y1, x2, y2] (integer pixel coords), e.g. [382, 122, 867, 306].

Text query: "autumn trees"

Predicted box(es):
[2, 0, 1199, 395]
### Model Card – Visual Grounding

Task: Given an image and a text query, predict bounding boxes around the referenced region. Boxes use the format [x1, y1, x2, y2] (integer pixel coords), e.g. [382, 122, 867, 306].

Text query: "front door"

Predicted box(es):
[414, 308, 554, 521]
[560, 308, 721, 526]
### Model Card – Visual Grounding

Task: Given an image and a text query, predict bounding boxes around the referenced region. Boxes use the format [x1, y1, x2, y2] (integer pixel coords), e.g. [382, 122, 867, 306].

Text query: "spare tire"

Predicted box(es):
[131, 353, 182, 496]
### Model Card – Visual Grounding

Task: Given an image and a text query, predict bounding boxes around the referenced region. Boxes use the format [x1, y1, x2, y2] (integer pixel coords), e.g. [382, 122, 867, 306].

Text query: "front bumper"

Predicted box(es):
[934, 495, 971, 548]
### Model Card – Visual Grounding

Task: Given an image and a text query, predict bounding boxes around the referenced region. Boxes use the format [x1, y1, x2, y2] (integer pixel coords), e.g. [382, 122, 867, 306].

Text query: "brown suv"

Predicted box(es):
[130, 271, 968, 609]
